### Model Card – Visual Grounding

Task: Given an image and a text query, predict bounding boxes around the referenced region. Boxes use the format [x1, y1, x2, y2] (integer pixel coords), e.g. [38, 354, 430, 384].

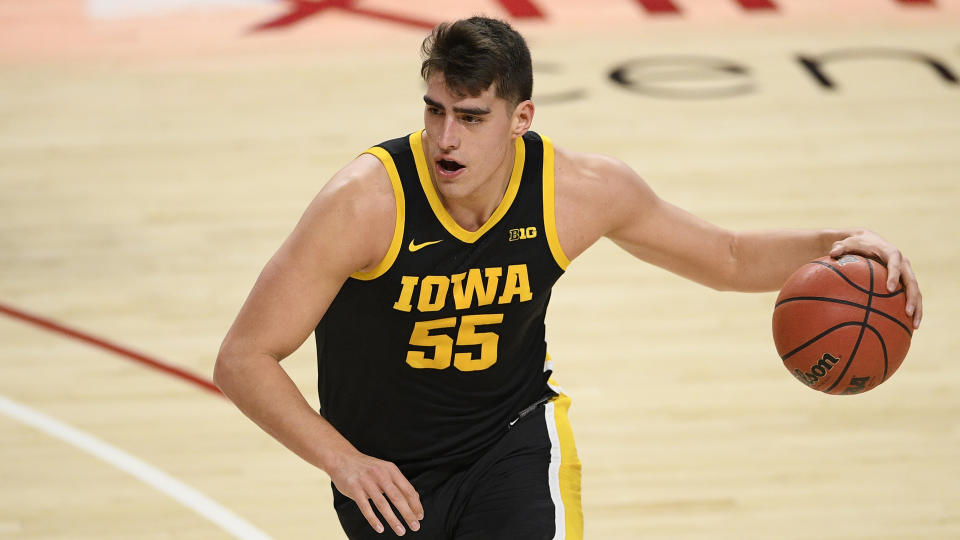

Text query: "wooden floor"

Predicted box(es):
[2, 1, 959, 538]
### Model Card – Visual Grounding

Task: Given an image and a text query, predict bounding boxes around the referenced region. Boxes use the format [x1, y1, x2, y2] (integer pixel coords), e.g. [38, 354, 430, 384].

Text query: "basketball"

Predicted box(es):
[772, 254, 912, 395]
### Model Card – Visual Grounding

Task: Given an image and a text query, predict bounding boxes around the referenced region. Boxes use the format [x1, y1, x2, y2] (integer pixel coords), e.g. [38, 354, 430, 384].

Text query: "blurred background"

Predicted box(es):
[1, 1, 958, 538]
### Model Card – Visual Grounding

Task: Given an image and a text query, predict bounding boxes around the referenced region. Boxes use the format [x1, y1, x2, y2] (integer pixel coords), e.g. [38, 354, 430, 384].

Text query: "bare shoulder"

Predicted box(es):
[552, 146, 657, 260]
[555, 146, 639, 192]
[217, 152, 399, 363]
[293, 152, 398, 276]
[314, 152, 395, 218]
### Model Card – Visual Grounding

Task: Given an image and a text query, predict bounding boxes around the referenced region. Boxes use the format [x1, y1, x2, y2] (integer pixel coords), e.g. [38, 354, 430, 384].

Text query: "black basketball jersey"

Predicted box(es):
[314, 130, 569, 480]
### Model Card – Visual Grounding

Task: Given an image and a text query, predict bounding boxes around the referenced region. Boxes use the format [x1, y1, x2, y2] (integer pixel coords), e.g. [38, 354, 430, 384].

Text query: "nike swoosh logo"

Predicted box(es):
[408, 239, 443, 252]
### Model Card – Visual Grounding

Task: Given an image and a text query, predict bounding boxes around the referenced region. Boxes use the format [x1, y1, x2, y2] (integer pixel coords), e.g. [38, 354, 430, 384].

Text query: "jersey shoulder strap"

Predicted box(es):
[350, 134, 411, 281]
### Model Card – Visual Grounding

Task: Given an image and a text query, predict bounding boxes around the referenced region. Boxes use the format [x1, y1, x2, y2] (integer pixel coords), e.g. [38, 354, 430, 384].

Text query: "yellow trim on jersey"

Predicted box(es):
[552, 393, 583, 539]
[541, 135, 571, 270]
[351, 147, 405, 281]
[409, 131, 524, 244]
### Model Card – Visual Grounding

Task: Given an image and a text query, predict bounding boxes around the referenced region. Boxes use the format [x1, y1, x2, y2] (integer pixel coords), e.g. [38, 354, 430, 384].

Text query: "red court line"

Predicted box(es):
[0, 301, 222, 397]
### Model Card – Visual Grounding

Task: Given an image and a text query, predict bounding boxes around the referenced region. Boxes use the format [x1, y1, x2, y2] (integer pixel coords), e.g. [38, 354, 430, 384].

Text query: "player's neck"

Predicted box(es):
[433, 143, 516, 232]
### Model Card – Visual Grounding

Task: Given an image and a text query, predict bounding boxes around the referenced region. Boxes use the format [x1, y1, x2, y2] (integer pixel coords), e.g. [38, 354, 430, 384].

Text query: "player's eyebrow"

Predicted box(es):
[423, 95, 491, 117]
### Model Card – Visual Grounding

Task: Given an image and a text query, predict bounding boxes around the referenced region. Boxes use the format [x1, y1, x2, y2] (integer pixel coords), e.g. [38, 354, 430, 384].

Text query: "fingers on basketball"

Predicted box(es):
[773, 255, 913, 395]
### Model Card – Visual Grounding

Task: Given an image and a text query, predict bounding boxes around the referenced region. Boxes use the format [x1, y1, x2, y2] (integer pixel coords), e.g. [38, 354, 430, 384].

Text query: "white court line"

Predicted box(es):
[0, 393, 272, 540]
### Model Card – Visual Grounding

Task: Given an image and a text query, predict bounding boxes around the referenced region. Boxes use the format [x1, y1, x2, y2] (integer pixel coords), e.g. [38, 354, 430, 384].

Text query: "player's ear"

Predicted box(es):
[510, 99, 534, 138]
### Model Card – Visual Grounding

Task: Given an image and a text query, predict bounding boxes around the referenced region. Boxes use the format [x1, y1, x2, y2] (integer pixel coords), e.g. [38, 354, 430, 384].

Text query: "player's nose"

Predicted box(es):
[438, 117, 459, 150]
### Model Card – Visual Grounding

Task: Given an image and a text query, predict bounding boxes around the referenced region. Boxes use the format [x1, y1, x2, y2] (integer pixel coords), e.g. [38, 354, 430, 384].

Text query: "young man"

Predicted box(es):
[214, 16, 922, 540]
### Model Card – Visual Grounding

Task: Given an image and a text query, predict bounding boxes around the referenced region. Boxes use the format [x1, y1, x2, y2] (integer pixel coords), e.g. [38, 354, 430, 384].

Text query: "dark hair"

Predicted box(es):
[420, 16, 533, 107]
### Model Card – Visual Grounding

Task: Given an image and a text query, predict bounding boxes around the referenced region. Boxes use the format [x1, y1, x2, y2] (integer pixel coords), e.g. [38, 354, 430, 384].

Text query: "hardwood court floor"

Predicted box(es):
[1, 1, 959, 538]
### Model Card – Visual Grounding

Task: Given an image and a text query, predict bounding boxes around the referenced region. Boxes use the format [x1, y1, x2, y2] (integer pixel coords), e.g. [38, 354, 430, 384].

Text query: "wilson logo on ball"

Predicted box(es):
[792, 352, 841, 386]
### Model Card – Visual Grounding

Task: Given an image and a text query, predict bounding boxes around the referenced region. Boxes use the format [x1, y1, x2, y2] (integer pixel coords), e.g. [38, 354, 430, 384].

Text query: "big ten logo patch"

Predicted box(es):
[509, 227, 538, 242]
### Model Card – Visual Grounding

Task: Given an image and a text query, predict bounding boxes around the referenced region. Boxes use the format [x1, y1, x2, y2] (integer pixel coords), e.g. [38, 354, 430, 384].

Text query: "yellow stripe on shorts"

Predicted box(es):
[546, 393, 583, 539]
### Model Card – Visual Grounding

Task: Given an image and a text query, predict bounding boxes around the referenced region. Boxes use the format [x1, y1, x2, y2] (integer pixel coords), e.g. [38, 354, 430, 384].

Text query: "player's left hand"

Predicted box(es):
[829, 229, 922, 329]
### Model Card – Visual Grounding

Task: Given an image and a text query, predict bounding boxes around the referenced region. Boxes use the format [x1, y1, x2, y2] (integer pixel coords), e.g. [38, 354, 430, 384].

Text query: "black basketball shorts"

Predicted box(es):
[332, 393, 582, 540]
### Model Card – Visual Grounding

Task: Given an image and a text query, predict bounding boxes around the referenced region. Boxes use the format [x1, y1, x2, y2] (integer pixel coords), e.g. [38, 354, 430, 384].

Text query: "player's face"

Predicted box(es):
[422, 73, 533, 202]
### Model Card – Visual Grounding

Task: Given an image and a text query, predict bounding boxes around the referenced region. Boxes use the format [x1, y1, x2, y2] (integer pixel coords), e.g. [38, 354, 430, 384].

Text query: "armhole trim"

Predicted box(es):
[541, 135, 571, 270]
[351, 147, 405, 281]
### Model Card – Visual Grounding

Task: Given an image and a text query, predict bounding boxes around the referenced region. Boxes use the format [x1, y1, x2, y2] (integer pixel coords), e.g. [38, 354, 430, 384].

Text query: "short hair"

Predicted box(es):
[420, 16, 533, 107]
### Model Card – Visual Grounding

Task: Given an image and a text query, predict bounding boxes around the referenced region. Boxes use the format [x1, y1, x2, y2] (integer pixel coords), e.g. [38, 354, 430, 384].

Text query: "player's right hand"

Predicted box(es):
[329, 451, 424, 536]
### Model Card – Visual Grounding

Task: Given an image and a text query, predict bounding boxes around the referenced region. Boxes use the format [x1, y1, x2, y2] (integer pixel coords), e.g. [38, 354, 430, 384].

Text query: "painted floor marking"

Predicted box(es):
[0, 393, 272, 540]
[0, 301, 221, 396]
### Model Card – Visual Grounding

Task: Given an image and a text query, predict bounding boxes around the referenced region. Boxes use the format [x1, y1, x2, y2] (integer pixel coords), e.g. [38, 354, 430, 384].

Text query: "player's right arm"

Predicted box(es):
[551, 147, 921, 328]
[213, 154, 423, 536]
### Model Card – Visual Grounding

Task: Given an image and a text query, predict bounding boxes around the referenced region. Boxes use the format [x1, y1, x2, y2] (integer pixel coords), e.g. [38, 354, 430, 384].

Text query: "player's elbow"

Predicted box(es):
[717, 232, 777, 293]
[213, 338, 246, 396]
[214, 334, 284, 399]
[212, 353, 233, 396]
[712, 232, 748, 292]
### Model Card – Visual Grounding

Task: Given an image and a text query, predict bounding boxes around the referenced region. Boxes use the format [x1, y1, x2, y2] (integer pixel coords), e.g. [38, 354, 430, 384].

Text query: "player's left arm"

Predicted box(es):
[554, 148, 922, 328]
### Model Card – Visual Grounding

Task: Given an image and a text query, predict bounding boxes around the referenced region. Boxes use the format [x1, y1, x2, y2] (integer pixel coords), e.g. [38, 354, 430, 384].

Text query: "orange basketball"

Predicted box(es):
[772, 254, 912, 395]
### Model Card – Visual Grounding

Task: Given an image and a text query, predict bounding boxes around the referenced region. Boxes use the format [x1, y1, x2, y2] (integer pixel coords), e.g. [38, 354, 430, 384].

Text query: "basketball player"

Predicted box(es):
[214, 16, 922, 540]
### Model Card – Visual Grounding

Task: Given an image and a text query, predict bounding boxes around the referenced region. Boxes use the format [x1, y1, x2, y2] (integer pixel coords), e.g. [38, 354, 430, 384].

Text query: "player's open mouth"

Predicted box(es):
[436, 158, 466, 178]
